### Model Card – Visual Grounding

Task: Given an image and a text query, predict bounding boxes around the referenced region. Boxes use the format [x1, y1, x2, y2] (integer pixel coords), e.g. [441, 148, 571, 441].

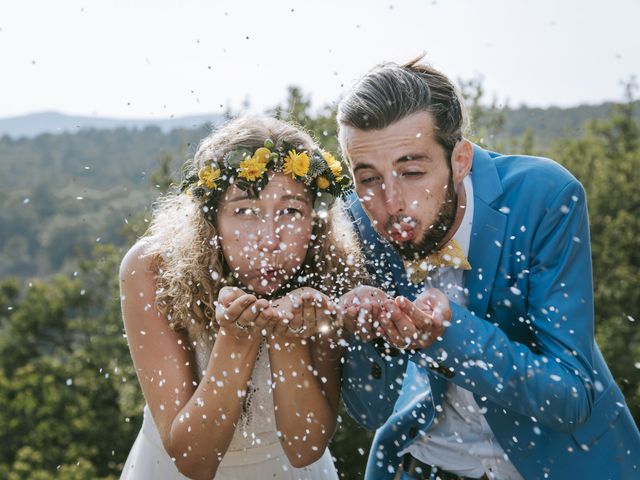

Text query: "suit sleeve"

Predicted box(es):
[341, 339, 407, 430]
[413, 179, 596, 433]
[341, 196, 409, 430]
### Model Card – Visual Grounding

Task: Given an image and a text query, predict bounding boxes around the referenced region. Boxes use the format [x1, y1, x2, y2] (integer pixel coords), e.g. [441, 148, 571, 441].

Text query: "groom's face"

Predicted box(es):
[343, 111, 469, 260]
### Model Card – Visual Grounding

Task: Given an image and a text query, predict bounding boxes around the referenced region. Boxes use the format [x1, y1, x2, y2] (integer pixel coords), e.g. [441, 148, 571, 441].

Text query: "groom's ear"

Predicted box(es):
[451, 139, 473, 183]
[337, 127, 352, 164]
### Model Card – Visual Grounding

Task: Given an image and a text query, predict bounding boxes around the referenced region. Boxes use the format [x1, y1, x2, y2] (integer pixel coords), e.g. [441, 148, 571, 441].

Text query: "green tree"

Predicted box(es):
[270, 86, 341, 154]
[548, 80, 640, 420]
[0, 244, 141, 478]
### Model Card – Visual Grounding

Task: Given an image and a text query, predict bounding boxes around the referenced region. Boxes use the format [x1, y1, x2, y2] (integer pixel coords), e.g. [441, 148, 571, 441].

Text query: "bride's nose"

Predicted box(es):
[257, 217, 281, 252]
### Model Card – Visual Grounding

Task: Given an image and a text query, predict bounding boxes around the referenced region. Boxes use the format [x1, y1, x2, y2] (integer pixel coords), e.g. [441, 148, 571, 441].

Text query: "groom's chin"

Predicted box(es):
[389, 241, 421, 262]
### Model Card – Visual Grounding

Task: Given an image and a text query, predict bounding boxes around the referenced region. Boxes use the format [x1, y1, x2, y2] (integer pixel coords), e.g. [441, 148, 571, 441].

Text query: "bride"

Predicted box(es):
[118, 116, 363, 479]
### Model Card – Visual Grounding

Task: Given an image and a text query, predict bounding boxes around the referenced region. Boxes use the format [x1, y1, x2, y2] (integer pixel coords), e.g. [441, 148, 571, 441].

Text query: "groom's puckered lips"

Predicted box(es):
[387, 217, 418, 243]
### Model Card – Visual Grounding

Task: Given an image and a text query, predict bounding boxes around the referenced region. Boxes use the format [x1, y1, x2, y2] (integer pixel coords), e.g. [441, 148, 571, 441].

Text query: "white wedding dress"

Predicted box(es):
[121, 327, 338, 480]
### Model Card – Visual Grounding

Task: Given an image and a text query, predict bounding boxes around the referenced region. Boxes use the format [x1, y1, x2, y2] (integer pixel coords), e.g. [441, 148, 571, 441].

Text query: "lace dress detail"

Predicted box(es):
[187, 324, 279, 451]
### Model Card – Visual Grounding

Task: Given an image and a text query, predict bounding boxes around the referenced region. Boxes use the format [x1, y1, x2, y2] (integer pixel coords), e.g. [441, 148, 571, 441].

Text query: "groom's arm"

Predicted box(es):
[339, 285, 408, 430]
[341, 337, 407, 430]
[341, 196, 411, 430]
[410, 179, 597, 433]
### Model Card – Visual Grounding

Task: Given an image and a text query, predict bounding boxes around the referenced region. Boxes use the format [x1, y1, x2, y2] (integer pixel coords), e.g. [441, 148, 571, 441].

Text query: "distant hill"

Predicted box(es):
[0, 111, 224, 138]
[2, 102, 639, 147]
[1, 99, 639, 279]
[494, 101, 640, 147]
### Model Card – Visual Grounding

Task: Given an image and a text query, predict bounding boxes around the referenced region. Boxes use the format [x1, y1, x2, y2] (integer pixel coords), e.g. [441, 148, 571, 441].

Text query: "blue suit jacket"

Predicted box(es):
[342, 146, 640, 479]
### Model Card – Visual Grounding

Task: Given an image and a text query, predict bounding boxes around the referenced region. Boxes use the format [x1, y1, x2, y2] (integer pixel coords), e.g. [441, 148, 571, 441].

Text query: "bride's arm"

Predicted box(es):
[266, 289, 342, 468]
[120, 242, 268, 480]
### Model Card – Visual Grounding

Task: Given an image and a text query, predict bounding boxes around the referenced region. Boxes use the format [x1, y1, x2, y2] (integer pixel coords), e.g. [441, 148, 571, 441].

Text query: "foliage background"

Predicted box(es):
[0, 83, 638, 479]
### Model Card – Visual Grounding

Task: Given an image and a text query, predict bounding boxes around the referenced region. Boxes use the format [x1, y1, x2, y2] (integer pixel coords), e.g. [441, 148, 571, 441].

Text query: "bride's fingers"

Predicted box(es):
[255, 307, 276, 336]
[301, 293, 316, 334]
[217, 294, 256, 327]
[233, 297, 267, 332]
[318, 296, 337, 333]
[282, 295, 303, 336]
[218, 286, 246, 311]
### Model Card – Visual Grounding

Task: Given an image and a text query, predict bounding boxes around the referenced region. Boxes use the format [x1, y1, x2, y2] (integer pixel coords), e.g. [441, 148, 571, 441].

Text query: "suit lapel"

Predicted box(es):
[465, 199, 507, 318]
[464, 146, 507, 319]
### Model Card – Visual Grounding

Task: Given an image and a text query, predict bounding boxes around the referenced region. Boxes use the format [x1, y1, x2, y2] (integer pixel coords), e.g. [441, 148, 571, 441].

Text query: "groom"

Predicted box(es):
[338, 58, 640, 479]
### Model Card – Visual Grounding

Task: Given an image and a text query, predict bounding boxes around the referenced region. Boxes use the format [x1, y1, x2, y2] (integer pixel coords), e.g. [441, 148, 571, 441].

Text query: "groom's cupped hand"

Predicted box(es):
[340, 286, 451, 350]
[339, 286, 390, 341]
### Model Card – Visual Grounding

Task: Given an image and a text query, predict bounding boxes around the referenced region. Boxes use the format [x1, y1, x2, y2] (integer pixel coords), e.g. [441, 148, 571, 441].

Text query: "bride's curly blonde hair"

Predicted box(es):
[141, 116, 365, 332]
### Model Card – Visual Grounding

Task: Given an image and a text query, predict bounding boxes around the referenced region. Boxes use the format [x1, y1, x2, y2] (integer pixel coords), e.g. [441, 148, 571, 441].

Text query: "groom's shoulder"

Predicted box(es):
[480, 147, 580, 196]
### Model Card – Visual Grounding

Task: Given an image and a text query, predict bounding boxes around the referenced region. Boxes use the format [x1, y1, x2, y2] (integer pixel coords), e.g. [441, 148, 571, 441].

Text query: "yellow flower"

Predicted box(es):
[252, 147, 271, 164]
[283, 150, 310, 178]
[238, 157, 267, 181]
[316, 176, 330, 190]
[197, 165, 221, 189]
[322, 151, 342, 177]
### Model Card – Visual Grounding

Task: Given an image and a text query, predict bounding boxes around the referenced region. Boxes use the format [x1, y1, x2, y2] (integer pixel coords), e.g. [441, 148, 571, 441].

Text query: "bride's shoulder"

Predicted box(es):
[119, 239, 157, 284]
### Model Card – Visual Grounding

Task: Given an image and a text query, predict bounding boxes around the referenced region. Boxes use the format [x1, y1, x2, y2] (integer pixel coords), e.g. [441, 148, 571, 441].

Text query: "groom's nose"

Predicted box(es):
[383, 178, 405, 215]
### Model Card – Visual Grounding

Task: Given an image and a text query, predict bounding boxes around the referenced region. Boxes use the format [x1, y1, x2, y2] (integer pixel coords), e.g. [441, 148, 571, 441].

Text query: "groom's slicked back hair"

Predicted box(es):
[338, 55, 468, 156]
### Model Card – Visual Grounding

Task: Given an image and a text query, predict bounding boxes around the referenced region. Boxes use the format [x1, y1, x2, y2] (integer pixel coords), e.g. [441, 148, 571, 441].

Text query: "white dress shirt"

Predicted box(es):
[400, 175, 524, 480]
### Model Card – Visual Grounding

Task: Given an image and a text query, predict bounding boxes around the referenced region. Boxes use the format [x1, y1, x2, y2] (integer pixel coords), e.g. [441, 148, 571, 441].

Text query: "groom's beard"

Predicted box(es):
[386, 175, 458, 261]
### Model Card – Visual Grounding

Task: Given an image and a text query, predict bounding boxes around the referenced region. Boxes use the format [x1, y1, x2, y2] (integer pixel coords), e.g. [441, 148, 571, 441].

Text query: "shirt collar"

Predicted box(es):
[452, 175, 474, 257]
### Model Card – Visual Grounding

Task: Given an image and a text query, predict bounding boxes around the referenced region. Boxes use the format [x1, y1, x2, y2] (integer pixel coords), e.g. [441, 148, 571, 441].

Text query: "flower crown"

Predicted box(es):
[180, 139, 353, 211]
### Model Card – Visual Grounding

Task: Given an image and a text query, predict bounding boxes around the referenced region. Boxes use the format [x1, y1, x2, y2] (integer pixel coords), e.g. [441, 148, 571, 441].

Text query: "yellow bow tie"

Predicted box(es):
[403, 239, 472, 285]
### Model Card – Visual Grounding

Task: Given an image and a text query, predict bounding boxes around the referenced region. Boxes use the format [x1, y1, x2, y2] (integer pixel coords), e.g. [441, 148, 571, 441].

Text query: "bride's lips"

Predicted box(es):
[260, 267, 280, 280]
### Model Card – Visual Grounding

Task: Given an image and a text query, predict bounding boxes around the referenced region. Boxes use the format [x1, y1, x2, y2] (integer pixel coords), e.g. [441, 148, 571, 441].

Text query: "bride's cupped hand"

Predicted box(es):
[215, 286, 276, 341]
[270, 287, 337, 338]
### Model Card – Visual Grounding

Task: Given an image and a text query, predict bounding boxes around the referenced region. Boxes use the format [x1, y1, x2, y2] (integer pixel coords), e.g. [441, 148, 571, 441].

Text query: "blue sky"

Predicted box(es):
[1, 0, 638, 118]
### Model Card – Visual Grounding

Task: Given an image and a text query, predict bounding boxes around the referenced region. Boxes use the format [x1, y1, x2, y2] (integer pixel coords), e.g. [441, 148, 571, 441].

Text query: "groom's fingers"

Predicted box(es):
[385, 300, 420, 348]
[343, 305, 367, 339]
[415, 289, 451, 340]
[348, 304, 374, 340]
[379, 302, 403, 347]
[395, 295, 438, 345]
[357, 302, 376, 340]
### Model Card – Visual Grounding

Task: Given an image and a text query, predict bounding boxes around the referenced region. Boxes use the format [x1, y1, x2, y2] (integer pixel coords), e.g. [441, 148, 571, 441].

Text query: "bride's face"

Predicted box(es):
[214, 173, 314, 296]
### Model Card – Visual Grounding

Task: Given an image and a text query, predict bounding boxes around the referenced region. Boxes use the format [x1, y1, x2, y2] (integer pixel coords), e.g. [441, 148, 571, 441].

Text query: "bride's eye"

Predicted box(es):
[234, 207, 258, 216]
[279, 207, 303, 217]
